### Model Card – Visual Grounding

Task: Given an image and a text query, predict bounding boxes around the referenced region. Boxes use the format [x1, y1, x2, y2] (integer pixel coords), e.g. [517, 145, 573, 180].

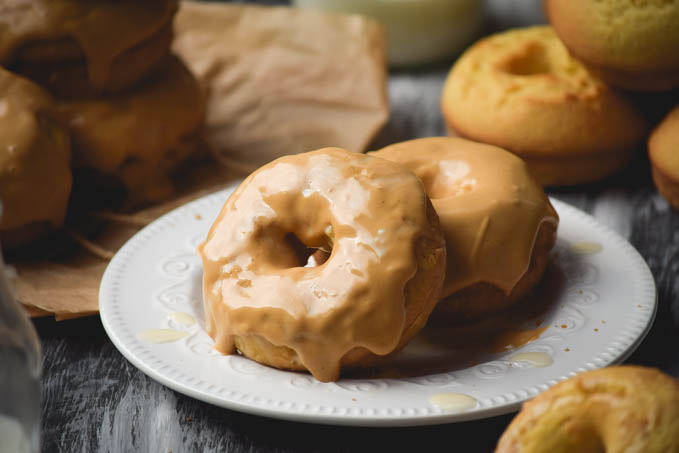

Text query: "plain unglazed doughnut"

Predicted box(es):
[546, 0, 679, 92]
[441, 26, 648, 186]
[373, 137, 558, 324]
[0, 67, 71, 249]
[198, 147, 446, 382]
[649, 105, 679, 211]
[496, 366, 679, 453]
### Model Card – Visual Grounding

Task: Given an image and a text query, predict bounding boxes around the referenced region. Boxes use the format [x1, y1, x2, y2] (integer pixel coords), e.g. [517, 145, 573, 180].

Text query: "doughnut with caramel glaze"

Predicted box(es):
[57, 56, 204, 208]
[198, 148, 446, 382]
[374, 137, 558, 325]
[0, 67, 71, 249]
[0, 0, 177, 97]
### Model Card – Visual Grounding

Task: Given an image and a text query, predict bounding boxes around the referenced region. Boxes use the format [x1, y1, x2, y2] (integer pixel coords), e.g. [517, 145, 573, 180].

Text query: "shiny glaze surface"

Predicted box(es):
[0, 68, 70, 230]
[0, 0, 177, 89]
[374, 137, 558, 297]
[56, 56, 204, 203]
[199, 148, 434, 382]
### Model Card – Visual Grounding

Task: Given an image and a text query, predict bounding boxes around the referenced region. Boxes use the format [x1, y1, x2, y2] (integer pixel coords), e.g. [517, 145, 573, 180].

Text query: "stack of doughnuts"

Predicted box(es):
[199, 138, 558, 380]
[442, 0, 679, 198]
[199, 143, 677, 453]
[0, 0, 177, 97]
[0, 0, 205, 248]
[545, 0, 679, 208]
[57, 55, 204, 206]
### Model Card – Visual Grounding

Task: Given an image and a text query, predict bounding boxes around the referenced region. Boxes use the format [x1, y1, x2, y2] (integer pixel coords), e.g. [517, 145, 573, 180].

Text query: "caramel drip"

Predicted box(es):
[56, 56, 204, 203]
[0, 67, 71, 230]
[0, 0, 177, 90]
[199, 148, 430, 382]
[374, 137, 558, 297]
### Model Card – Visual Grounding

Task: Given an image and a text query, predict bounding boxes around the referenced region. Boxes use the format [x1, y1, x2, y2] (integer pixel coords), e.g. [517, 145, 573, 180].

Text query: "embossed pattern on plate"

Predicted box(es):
[99, 186, 657, 427]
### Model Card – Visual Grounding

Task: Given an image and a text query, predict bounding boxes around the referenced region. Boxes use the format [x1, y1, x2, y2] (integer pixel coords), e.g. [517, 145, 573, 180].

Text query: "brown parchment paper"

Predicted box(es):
[13, 2, 388, 320]
[14, 161, 241, 320]
[173, 1, 389, 173]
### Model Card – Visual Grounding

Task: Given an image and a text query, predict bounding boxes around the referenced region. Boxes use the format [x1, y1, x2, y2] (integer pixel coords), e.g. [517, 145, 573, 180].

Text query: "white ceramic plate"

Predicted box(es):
[99, 185, 656, 427]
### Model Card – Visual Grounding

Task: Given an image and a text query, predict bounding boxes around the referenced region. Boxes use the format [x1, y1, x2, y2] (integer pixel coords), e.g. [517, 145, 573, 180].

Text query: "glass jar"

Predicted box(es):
[293, 0, 485, 67]
[0, 250, 40, 453]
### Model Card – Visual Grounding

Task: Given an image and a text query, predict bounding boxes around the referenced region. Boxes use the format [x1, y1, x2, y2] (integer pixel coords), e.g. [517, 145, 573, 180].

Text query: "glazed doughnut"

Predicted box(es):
[373, 137, 558, 324]
[198, 148, 446, 382]
[496, 366, 679, 453]
[546, 0, 679, 92]
[0, 0, 177, 97]
[649, 105, 679, 211]
[442, 26, 648, 186]
[0, 67, 71, 249]
[57, 55, 204, 207]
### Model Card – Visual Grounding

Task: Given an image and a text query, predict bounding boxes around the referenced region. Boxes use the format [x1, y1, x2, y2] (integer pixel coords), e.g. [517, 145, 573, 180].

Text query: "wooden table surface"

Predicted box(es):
[33, 2, 679, 452]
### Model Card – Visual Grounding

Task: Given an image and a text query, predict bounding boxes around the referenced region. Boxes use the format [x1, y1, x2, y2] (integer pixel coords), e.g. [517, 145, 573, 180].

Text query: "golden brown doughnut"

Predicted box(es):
[546, 0, 679, 92]
[0, 0, 177, 97]
[441, 26, 648, 186]
[649, 105, 679, 211]
[198, 148, 446, 382]
[56, 55, 204, 208]
[0, 67, 71, 248]
[496, 366, 679, 453]
[373, 137, 558, 325]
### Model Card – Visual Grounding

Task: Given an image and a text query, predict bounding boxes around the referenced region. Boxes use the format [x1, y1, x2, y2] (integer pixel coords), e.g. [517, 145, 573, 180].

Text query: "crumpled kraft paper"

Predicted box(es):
[13, 2, 389, 320]
[15, 161, 240, 320]
[173, 1, 389, 173]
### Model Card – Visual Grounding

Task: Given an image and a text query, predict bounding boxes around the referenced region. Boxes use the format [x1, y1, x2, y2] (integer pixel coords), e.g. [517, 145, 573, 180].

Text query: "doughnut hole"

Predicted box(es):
[252, 221, 334, 270]
[497, 42, 552, 76]
[283, 231, 331, 268]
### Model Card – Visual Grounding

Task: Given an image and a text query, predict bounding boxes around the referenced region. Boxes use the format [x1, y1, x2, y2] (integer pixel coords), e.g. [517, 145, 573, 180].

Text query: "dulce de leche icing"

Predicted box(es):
[0, 68, 71, 232]
[0, 0, 177, 90]
[57, 56, 204, 203]
[374, 137, 558, 298]
[199, 148, 435, 382]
